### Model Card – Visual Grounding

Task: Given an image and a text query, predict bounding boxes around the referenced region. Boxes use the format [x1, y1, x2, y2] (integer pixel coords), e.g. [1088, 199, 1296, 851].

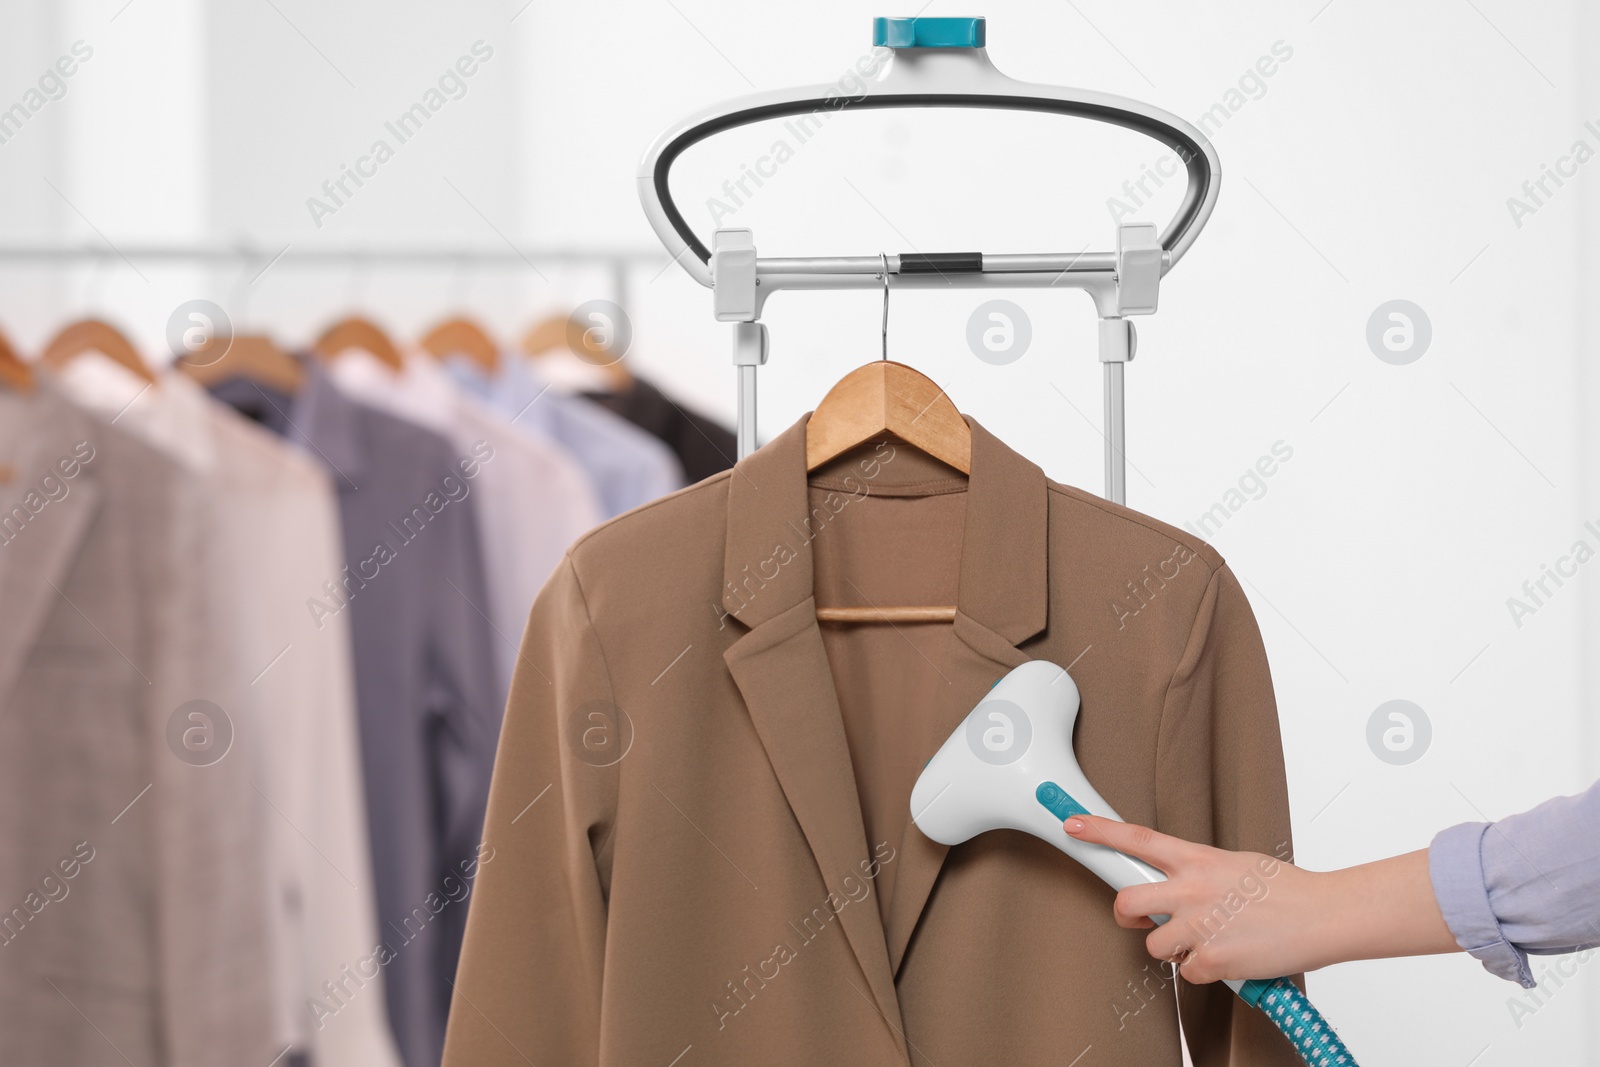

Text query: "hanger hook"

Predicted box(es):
[83, 250, 109, 317]
[879, 252, 889, 361]
[231, 246, 257, 330]
[346, 254, 371, 310]
[450, 252, 474, 308]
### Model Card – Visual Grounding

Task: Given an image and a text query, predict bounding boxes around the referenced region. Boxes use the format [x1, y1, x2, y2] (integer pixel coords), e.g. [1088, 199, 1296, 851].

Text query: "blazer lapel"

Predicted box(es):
[0, 414, 104, 709]
[724, 605, 905, 1051]
[884, 614, 1028, 973]
[884, 419, 1051, 974]
[721, 420, 907, 1055]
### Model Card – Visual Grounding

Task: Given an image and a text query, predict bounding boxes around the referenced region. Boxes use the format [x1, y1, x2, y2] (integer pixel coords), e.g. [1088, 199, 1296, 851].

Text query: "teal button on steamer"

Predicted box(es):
[1034, 780, 1091, 821]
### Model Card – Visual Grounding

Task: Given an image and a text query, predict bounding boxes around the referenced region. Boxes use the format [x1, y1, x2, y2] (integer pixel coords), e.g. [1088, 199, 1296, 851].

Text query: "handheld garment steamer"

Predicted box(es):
[911, 661, 1358, 1066]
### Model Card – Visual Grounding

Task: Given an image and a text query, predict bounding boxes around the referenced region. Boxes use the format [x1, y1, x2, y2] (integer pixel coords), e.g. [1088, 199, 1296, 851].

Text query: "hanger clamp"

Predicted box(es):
[712, 228, 759, 322]
[1114, 222, 1162, 316]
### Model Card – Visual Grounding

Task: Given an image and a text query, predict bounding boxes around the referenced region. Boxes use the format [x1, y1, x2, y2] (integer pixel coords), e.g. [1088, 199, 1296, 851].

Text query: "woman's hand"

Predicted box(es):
[1064, 814, 1457, 983]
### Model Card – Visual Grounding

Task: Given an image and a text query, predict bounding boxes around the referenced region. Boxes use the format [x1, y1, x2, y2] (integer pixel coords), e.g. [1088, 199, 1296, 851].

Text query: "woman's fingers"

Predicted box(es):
[1178, 950, 1227, 986]
[1064, 814, 1193, 874]
[1064, 813, 1305, 982]
[1145, 923, 1189, 966]
[1112, 883, 1170, 929]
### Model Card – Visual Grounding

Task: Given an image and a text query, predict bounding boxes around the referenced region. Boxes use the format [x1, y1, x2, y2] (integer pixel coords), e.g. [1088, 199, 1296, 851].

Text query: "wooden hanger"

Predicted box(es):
[806, 361, 971, 473]
[40, 318, 157, 386]
[177, 333, 304, 395]
[521, 313, 568, 358]
[521, 311, 632, 390]
[808, 360, 970, 625]
[0, 327, 34, 392]
[312, 316, 403, 372]
[421, 316, 499, 374]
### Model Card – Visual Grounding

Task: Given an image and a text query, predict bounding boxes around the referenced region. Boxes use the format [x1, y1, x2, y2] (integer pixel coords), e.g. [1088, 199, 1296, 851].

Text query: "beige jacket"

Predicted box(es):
[443, 414, 1301, 1066]
[0, 384, 276, 1066]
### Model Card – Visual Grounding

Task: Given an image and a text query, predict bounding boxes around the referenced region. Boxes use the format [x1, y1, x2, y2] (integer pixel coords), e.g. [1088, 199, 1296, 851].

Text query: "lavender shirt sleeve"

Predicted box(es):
[1429, 779, 1600, 987]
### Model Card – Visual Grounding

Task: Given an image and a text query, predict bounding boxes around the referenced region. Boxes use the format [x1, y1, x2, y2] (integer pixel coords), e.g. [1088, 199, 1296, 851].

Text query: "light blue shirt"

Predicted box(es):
[1430, 778, 1600, 987]
[445, 357, 682, 519]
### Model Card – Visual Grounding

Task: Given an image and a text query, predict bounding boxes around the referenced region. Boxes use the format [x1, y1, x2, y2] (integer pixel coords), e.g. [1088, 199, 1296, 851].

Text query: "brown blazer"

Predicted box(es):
[443, 414, 1301, 1066]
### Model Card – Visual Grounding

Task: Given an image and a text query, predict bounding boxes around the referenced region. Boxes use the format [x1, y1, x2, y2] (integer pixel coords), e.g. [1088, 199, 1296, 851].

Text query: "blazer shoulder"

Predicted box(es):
[567, 468, 733, 568]
[1045, 479, 1226, 575]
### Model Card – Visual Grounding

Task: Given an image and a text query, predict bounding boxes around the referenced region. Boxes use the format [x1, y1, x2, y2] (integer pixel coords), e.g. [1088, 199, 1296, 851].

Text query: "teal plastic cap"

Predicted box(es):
[872, 17, 986, 48]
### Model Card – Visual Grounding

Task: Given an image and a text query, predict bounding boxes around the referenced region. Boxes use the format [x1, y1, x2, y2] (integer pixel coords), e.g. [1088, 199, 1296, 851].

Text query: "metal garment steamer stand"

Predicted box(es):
[639, 17, 1357, 1067]
[637, 16, 1219, 503]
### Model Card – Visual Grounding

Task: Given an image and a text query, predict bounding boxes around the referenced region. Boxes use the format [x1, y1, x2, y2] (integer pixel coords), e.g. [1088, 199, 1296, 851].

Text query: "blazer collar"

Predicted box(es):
[721, 412, 1050, 1038]
[211, 359, 369, 489]
[54, 359, 221, 473]
[722, 412, 1049, 642]
[289, 359, 369, 489]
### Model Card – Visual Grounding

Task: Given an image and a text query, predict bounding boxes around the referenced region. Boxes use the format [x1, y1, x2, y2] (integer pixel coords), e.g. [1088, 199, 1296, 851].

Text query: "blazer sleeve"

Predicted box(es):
[427, 480, 507, 875]
[442, 554, 618, 1066]
[1155, 563, 1305, 1066]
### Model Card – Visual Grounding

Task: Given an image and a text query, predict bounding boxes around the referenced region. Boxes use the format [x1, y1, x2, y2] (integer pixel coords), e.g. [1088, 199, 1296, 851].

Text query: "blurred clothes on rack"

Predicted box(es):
[53, 358, 403, 1067]
[582, 375, 737, 484]
[212, 362, 501, 1067]
[447, 354, 682, 518]
[0, 381, 278, 1067]
[327, 349, 603, 697]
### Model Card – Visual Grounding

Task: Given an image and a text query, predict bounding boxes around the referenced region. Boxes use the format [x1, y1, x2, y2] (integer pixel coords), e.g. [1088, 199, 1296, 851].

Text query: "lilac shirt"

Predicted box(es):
[443, 356, 682, 519]
[1430, 779, 1600, 987]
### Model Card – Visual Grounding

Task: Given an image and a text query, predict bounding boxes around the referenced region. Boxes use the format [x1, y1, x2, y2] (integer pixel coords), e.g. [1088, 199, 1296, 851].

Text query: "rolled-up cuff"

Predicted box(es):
[1429, 821, 1535, 988]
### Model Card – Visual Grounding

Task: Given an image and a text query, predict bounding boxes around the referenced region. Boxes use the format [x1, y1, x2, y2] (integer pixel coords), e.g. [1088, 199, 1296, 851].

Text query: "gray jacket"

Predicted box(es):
[213, 366, 503, 1067]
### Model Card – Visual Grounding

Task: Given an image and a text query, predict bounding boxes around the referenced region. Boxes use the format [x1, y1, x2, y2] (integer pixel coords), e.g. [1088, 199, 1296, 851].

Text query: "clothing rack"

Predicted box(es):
[0, 244, 663, 314]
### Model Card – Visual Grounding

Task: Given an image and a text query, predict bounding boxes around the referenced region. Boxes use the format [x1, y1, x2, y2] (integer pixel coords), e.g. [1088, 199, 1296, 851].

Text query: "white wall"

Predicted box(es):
[2, 0, 1595, 1061]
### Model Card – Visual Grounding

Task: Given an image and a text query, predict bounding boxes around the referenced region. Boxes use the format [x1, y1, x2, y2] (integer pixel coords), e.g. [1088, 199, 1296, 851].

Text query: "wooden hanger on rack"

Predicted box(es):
[0, 327, 35, 392]
[521, 311, 632, 391]
[312, 316, 404, 371]
[177, 333, 304, 394]
[420, 316, 499, 374]
[40, 318, 157, 386]
[520, 313, 566, 358]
